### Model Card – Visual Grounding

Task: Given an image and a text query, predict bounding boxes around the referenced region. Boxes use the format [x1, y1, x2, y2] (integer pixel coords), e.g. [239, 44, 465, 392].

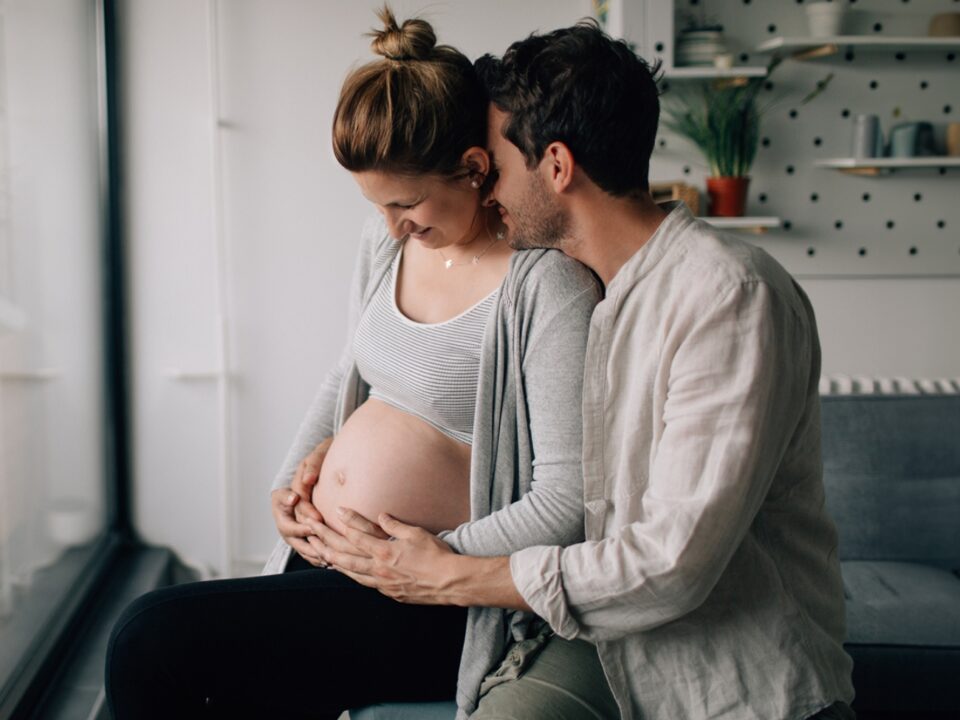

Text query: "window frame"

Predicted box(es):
[0, 0, 132, 715]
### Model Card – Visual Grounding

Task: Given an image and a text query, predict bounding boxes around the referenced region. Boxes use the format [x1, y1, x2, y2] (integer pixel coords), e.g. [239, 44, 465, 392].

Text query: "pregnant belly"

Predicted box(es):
[313, 398, 471, 536]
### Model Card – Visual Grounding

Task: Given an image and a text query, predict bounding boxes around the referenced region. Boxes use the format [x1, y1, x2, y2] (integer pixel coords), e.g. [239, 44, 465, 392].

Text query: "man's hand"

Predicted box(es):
[311, 509, 532, 612]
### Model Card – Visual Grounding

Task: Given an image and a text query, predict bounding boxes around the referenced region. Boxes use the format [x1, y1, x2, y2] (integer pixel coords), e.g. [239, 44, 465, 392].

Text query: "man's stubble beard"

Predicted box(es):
[506, 171, 568, 251]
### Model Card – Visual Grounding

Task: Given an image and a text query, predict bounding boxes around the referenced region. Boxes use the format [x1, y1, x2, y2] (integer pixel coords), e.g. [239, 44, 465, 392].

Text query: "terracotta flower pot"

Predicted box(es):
[706, 176, 750, 217]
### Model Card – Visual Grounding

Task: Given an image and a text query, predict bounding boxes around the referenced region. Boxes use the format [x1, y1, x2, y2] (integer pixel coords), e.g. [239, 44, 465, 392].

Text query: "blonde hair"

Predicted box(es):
[332, 6, 486, 177]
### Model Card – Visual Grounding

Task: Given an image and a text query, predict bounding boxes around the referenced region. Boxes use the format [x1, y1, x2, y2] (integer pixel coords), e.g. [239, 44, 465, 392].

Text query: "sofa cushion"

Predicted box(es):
[842, 561, 960, 647]
[821, 395, 960, 567]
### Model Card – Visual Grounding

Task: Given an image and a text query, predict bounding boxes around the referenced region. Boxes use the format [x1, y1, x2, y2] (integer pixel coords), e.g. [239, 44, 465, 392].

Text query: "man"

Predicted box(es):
[295, 22, 855, 720]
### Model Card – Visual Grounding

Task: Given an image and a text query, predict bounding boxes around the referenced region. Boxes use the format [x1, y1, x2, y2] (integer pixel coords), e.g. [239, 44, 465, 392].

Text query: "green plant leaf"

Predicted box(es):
[661, 55, 829, 178]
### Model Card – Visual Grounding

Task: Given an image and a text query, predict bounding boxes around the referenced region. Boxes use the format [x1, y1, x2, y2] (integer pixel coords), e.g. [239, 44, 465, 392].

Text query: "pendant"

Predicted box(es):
[444, 259, 454, 269]
[472, 256, 480, 265]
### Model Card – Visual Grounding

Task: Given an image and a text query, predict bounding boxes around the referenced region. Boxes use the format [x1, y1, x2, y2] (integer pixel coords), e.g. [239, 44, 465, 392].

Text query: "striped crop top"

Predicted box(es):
[352, 245, 499, 445]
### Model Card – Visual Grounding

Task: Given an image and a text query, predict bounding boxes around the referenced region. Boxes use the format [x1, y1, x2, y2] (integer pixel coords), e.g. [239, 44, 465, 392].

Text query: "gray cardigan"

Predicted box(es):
[262, 216, 600, 716]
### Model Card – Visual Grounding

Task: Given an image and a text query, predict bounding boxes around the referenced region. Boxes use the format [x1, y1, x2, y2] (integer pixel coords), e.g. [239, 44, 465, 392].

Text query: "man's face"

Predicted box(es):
[486, 105, 567, 250]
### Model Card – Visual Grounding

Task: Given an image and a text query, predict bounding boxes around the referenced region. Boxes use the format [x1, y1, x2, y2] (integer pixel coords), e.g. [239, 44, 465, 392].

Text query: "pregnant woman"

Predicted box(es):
[106, 8, 599, 719]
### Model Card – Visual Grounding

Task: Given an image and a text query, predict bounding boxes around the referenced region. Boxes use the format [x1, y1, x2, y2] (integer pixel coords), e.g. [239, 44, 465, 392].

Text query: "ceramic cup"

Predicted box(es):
[851, 114, 883, 158]
[713, 53, 734, 70]
[947, 122, 960, 157]
[805, 2, 846, 38]
[889, 123, 920, 158]
[928, 13, 960, 38]
[889, 122, 937, 158]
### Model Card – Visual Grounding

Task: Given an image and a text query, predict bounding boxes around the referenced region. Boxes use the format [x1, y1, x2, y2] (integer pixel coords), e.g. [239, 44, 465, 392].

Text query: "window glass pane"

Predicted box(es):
[0, 0, 107, 693]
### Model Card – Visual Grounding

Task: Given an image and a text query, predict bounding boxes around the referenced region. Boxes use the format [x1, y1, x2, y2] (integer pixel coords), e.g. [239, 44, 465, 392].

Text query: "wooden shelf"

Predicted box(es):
[814, 157, 960, 175]
[700, 216, 782, 233]
[663, 66, 768, 79]
[757, 36, 960, 60]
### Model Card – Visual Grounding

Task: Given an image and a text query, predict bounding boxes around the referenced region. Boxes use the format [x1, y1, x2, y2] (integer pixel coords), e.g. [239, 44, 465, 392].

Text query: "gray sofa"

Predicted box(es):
[354, 392, 960, 719]
[821, 393, 960, 719]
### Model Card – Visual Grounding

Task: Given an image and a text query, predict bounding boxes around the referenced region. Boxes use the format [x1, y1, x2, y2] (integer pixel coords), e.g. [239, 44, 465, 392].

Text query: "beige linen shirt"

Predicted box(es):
[510, 203, 854, 720]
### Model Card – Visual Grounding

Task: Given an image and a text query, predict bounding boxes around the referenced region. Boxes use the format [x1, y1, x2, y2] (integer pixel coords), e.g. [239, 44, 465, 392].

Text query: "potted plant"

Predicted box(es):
[661, 58, 831, 217]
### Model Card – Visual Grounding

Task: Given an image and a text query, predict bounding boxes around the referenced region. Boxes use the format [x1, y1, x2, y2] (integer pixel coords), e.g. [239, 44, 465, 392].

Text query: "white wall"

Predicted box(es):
[121, 0, 592, 576]
[802, 278, 960, 378]
[121, 0, 960, 578]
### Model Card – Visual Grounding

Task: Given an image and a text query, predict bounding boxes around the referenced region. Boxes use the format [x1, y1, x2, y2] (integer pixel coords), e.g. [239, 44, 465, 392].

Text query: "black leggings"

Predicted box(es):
[105, 553, 467, 719]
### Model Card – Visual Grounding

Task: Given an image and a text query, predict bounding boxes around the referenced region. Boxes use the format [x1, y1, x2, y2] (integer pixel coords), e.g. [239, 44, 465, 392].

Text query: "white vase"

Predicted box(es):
[805, 2, 846, 38]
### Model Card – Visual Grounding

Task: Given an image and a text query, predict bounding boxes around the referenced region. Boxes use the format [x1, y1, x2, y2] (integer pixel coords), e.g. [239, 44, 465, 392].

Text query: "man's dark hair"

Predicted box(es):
[476, 21, 661, 196]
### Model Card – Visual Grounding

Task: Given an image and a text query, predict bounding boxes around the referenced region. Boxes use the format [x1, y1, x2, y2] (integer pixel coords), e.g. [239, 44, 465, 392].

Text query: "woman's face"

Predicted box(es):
[352, 170, 484, 249]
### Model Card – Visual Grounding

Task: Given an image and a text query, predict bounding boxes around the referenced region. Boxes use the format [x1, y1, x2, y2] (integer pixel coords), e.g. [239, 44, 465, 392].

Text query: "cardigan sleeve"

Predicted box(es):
[442, 253, 600, 555]
[270, 216, 389, 492]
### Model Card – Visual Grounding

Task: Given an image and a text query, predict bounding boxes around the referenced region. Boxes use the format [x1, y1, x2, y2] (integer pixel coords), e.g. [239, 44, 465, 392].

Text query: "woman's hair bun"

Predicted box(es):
[369, 5, 436, 61]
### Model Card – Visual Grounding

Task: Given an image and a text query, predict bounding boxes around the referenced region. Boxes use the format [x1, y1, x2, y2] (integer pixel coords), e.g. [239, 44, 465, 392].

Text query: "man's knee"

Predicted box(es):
[471, 637, 618, 720]
[472, 683, 610, 720]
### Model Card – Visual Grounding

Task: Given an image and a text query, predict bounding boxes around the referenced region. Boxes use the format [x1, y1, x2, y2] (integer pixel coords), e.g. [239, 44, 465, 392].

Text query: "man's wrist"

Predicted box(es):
[443, 554, 532, 612]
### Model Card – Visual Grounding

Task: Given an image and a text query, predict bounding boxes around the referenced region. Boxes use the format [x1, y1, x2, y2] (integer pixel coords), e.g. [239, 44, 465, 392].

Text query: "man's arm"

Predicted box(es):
[316, 510, 531, 612]
[510, 279, 817, 641]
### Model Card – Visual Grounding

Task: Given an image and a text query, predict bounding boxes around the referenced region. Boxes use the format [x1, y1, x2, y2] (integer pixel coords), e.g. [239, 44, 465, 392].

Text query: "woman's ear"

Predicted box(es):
[461, 146, 491, 188]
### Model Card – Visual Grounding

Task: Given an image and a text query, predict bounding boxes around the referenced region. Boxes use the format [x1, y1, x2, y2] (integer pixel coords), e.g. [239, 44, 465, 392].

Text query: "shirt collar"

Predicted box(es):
[605, 201, 696, 295]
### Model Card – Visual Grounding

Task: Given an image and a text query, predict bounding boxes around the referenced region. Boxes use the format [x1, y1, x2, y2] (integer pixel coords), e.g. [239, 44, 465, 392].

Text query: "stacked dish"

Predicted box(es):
[675, 30, 727, 66]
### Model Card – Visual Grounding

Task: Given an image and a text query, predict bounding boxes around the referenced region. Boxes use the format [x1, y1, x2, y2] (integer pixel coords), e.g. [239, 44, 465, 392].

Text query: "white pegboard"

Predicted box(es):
[649, 0, 960, 277]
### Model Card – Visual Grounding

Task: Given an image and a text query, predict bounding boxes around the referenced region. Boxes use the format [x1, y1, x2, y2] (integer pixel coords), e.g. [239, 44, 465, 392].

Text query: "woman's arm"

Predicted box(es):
[270, 216, 393, 562]
[269, 215, 391, 493]
[442, 255, 600, 556]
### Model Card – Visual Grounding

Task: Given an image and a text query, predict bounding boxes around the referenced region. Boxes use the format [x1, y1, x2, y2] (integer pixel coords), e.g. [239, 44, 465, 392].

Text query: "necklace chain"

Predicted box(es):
[437, 228, 505, 269]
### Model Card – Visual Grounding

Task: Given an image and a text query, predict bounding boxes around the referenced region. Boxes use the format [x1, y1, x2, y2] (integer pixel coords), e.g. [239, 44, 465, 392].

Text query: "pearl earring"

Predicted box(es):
[471, 179, 481, 189]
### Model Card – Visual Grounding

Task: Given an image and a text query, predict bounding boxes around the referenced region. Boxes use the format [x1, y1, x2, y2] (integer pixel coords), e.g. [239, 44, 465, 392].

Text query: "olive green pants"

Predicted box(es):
[471, 634, 619, 720]
[471, 633, 856, 720]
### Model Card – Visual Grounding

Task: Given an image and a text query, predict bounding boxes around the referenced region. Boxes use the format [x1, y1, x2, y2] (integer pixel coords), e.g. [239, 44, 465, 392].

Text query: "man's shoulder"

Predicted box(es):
[667, 219, 808, 318]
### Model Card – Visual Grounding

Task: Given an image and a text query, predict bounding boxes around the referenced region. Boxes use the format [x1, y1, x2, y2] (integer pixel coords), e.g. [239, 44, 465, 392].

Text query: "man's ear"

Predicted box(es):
[541, 142, 575, 193]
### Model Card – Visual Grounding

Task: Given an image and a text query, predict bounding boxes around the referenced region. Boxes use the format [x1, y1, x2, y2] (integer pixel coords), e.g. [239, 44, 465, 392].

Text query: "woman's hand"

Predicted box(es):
[292, 437, 332, 524]
[270, 437, 332, 566]
[270, 488, 327, 566]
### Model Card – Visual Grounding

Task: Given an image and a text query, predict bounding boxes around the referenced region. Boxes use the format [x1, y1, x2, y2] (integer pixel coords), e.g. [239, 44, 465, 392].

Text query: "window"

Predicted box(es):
[0, 0, 122, 711]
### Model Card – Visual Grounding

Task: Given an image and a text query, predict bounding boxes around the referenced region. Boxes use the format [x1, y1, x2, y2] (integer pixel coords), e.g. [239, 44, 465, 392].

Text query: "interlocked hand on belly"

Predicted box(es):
[311, 509, 461, 605]
[270, 436, 333, 567]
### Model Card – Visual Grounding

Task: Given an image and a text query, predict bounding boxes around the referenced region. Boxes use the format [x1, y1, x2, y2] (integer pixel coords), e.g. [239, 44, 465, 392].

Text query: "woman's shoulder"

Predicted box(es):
[359, 213, 398, 260]
[507, 249, 602, 308]
[353, 214, 401, 285]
